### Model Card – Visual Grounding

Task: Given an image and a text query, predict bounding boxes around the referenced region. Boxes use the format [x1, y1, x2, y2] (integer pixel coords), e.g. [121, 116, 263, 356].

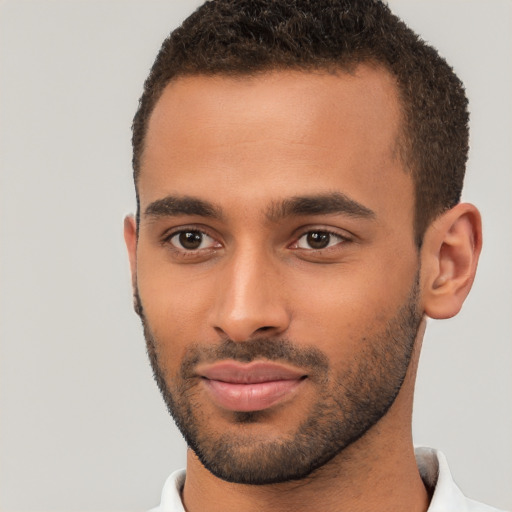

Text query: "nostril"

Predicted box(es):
[257, 326, 273, 333]
[214, 326, 228, 337]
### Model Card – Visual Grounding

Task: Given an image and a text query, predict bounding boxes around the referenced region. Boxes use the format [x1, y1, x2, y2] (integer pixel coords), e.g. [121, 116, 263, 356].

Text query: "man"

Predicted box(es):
[123, 1, 503, 511]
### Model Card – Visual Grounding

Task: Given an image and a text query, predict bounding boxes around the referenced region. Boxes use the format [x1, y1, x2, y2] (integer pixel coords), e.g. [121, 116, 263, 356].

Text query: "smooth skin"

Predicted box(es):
[125, 66, 481, 512]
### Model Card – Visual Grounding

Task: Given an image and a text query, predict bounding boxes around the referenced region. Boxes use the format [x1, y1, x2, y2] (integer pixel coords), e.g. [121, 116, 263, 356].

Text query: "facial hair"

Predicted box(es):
[134, 275, 422, 485]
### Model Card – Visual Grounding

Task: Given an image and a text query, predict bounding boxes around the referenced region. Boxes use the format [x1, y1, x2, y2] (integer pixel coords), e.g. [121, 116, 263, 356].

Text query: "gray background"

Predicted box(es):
[0, 1, 511, 510]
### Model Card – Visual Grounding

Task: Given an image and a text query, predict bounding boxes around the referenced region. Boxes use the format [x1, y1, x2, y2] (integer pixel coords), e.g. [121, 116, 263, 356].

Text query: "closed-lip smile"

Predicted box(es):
[196, 361, 307, 412]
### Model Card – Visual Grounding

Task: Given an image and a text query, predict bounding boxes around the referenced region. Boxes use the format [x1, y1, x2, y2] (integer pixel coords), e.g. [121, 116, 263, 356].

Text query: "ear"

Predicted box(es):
[420, 203, 482, 319]
[123, 215, 137, 288]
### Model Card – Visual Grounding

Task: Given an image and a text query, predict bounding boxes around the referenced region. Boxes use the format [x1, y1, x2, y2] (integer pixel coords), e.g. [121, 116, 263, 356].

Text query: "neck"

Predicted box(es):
[182, 321, 429, 512]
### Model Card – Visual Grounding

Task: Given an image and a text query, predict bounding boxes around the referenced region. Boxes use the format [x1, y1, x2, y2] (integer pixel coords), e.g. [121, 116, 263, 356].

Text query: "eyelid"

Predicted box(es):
[289, 226, 354, 249]
[296, 232, 345, 250]
[161, 225, 223, 250]
[170, 231, 217, 250]
[159, 224, 353, 255]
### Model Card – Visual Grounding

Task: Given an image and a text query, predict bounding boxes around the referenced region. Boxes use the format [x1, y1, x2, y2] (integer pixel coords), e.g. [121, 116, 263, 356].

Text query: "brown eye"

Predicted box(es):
[306, 232, 330, 249]
[296, 231, 344, 250]
[179, 231, 203, 249]
[169, 230, 217, 251]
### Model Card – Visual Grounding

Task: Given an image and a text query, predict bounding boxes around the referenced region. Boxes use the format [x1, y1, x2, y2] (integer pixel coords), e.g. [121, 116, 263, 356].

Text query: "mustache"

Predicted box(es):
[179, 338, 330, 379]
[134, 288, 329, 378]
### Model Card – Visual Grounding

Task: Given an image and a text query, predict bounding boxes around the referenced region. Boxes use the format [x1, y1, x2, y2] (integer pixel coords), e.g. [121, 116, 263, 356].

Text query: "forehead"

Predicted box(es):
[139, 66, 412, 227]
[144, 66, 402, 161]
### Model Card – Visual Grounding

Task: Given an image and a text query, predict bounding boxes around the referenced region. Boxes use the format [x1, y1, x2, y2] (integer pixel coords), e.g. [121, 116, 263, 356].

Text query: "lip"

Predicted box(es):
[197, 361, 307, 412]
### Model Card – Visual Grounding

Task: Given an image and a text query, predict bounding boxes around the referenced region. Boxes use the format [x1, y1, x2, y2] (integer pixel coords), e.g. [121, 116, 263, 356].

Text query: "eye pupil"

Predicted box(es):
[307, 231, 330, 249]
[179, 231, 203, 249]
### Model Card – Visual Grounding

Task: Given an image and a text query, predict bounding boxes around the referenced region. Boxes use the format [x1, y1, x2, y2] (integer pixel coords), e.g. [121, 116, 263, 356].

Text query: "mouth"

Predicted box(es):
[197, 361, 308, 412]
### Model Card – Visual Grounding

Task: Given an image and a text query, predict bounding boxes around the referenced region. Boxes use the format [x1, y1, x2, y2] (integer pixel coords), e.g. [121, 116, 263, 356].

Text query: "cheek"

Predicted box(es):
[287, 283, 377, 362]
[286, 257, 418, 359]
[140, 280, 211, 334]
[136, 258, 217, 364]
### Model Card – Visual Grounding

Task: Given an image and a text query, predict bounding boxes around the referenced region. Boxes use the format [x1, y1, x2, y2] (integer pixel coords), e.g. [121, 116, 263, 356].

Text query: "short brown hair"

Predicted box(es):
[132, 0, 469, 244]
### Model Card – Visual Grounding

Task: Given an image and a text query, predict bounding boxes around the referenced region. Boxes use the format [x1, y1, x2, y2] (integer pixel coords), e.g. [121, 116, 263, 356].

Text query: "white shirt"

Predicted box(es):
[149, 447, 505, 512]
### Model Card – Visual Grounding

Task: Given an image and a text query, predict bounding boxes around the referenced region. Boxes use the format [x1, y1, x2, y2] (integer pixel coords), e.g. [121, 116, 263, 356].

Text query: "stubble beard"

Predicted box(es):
[134, 275, 422, 485]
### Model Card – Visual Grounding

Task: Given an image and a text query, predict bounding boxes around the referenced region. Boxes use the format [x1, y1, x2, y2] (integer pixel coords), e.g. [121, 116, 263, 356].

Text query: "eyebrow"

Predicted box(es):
[144, 195, 222, 220]
[143, 192, 375, 223]
[266, 192, 376, 222]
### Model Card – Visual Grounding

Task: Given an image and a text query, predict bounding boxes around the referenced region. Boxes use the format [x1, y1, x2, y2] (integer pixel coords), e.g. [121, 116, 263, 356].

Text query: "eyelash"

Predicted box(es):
[161, 227, 221, 258]
[162, 226, 352, 256]
[291, 229, 351, 251]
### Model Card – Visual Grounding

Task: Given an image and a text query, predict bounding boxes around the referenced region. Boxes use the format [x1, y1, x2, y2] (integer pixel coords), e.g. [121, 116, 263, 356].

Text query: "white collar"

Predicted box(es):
[150, 447, 503, 512]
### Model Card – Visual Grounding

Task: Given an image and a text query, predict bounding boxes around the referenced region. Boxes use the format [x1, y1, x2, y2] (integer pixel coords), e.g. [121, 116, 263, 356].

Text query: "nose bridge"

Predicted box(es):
[211, 242, 289, 341]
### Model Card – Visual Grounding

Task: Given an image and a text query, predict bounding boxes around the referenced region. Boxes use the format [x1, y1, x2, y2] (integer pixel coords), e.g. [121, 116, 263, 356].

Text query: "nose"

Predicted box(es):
[209, 247, 291, 342]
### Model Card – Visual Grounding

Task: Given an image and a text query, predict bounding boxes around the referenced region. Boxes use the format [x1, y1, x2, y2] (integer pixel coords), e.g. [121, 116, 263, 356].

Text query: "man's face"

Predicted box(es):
[128, 67, 422, 484]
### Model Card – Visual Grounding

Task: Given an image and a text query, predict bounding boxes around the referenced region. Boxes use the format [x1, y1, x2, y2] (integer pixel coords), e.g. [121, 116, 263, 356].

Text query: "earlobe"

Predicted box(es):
[421, 203, 482, 319]
[123, 215, 138, 288]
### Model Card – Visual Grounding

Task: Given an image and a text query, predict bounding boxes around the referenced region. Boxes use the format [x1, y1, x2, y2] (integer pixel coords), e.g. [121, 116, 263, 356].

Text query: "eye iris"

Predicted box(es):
[179, 231, 203, 250]
[307, 231, 330, 249]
